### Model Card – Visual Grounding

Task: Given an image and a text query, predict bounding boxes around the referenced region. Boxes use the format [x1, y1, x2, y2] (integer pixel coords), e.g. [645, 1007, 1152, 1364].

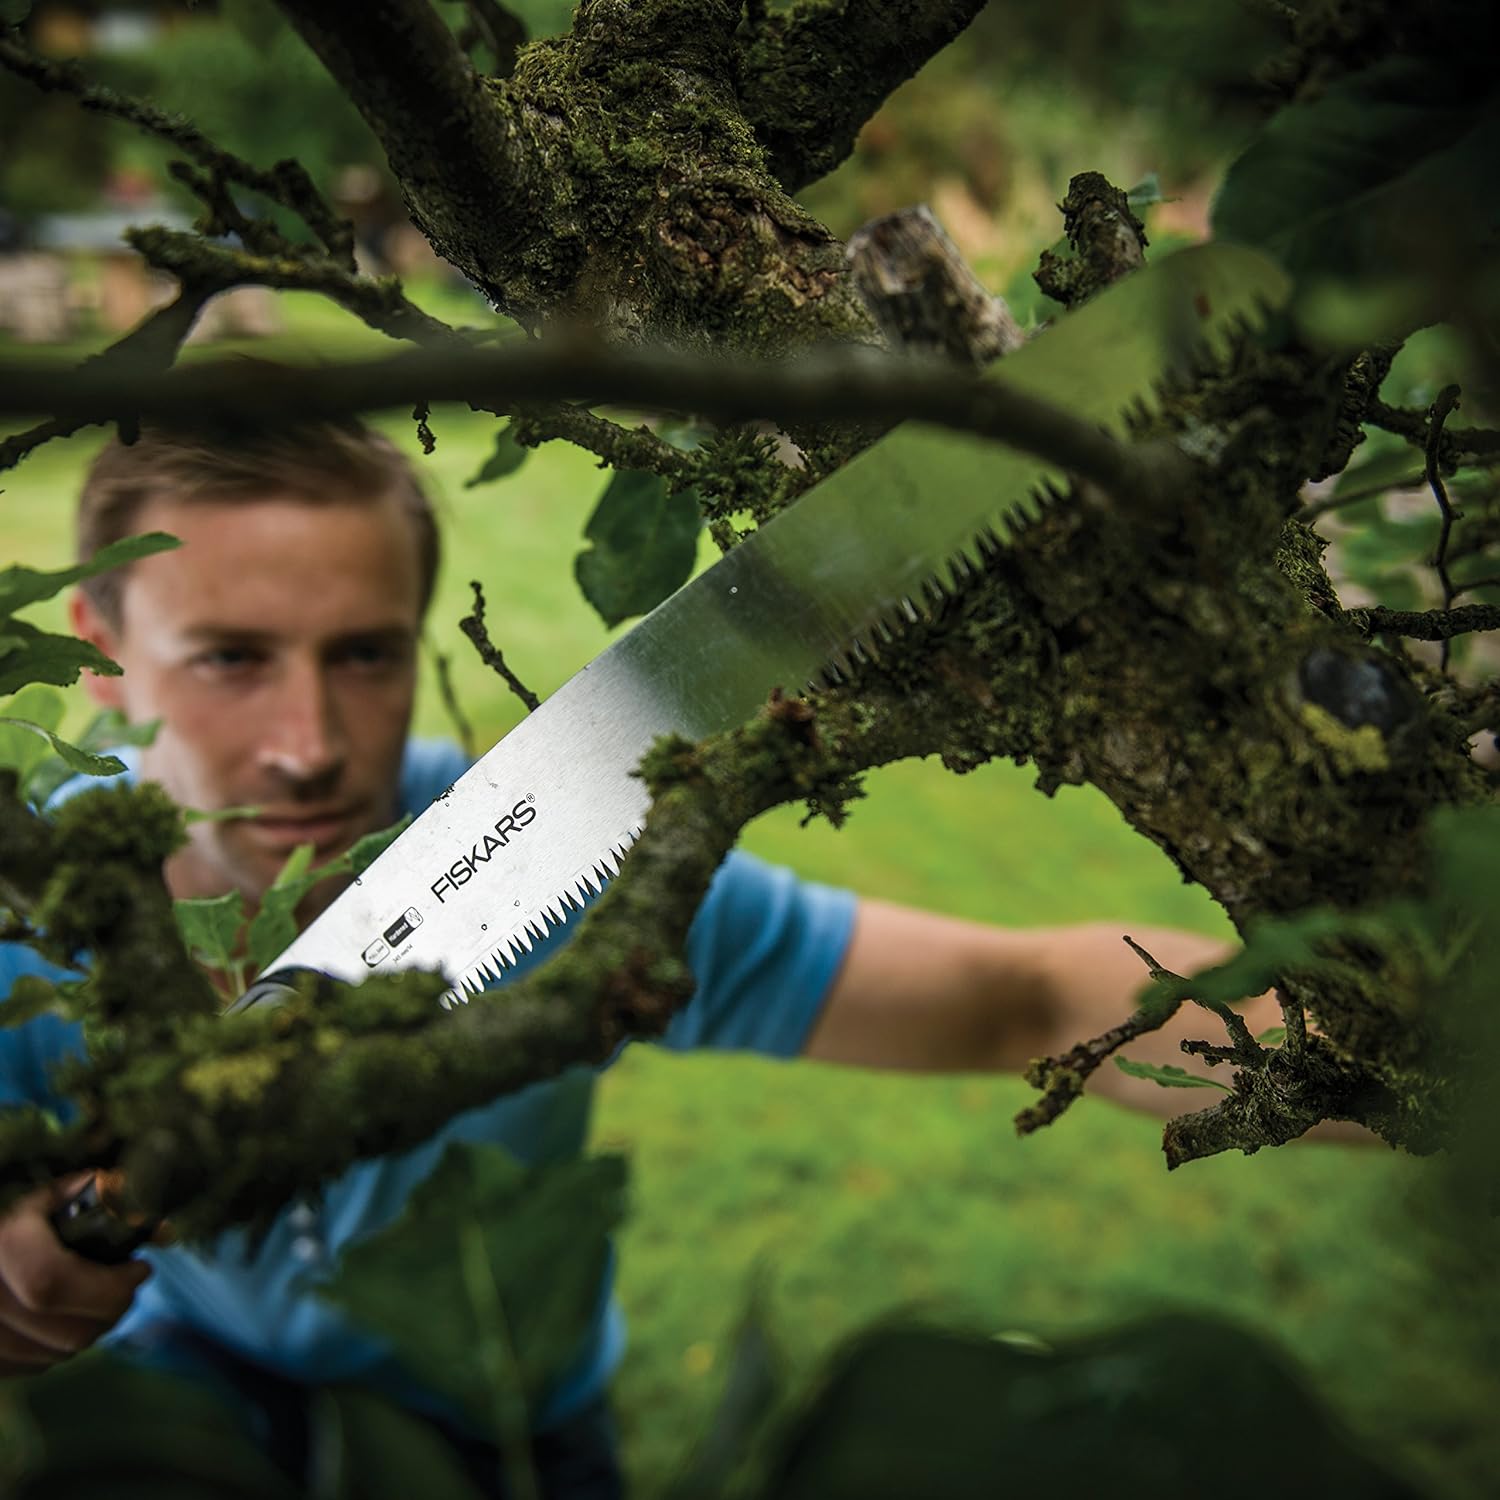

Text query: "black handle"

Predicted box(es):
[49, 1176, 156, 1265]
[223, 966, 322, 1016]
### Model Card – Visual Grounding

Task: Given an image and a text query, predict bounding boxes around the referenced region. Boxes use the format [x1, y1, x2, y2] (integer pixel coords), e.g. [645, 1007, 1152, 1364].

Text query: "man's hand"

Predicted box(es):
[0, 1175, 150, 1377]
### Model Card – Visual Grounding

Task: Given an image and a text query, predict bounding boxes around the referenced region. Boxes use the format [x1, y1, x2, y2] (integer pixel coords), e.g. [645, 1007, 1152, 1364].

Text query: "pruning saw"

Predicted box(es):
[55, 243, 1287, 1259]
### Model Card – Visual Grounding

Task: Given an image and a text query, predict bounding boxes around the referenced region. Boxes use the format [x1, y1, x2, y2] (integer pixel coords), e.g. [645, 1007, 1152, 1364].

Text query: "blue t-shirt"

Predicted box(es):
[0, 740, 856, 1429]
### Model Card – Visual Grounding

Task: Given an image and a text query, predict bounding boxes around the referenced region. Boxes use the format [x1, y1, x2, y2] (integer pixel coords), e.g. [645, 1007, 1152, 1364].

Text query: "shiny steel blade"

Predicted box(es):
[256, 244, 1289, 1006]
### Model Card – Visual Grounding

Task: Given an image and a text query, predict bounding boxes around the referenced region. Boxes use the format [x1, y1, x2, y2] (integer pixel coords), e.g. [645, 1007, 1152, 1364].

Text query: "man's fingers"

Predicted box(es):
[0, 1323, 65, 1372]
[0, 1277, 113, 1356]
[0, 1185, 149, 1320]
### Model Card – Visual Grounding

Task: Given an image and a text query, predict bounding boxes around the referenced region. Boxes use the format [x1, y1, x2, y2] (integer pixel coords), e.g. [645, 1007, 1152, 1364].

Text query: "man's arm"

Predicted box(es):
[801, 901, 1279, 1114]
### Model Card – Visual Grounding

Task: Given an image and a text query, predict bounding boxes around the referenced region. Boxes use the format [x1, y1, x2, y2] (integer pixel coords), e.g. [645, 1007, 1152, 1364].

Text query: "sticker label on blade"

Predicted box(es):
[383, 907, 423, 947]
[362, 937, 390, 967]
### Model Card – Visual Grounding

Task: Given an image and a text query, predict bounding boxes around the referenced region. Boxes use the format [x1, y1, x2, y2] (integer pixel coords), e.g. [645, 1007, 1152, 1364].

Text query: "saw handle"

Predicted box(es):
[50, 1176, 156, 1265]
[50, 969, 321, 1263]
[223, 966, 319, 1015]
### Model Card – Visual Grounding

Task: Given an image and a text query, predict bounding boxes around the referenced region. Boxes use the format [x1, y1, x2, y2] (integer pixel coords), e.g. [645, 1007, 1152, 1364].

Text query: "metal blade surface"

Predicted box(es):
[258, 244, 1289, 1005]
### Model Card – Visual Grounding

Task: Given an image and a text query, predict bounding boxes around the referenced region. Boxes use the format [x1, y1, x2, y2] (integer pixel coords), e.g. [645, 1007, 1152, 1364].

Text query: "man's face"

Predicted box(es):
[71, 491, 425, 909]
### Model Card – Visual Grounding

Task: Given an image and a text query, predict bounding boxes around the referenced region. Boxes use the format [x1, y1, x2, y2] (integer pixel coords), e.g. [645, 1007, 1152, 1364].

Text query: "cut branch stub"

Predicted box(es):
[847, 206, 1024, 367]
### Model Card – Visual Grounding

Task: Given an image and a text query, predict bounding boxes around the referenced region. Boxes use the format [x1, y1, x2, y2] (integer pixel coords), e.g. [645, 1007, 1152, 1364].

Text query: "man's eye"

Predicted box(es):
[194, 647, 263, 673]
[336, 641, 409, 671]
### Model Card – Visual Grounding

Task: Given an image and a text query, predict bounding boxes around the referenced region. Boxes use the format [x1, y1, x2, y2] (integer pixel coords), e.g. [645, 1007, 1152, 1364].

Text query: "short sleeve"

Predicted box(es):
[0, 947, 86, 1112]
[659, 851, 857, 1058]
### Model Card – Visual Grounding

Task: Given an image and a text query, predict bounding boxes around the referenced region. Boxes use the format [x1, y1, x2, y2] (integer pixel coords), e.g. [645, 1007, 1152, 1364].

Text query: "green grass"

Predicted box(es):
[3, 296, 1494, 1499]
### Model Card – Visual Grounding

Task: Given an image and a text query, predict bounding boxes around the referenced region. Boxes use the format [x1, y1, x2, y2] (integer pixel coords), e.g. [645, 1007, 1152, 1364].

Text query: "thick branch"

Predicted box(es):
[274, 0, 537, 277]
[736, 0, 987, 192]
[0, 343, 1193, 512]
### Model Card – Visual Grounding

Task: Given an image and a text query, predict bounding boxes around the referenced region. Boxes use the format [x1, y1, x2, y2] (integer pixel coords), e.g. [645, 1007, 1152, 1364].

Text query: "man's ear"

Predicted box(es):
[68, 591, 126, 709]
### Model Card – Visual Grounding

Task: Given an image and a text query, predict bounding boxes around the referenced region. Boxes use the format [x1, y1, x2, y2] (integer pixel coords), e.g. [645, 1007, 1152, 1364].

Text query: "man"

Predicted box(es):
[0, 421, 1258, 1495]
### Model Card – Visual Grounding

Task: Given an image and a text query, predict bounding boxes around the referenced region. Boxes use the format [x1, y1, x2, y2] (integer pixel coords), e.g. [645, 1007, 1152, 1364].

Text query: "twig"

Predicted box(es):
[412, 401, 437, 455]
[1276, 987, 1308, 1061]
[0, 282, 217, 474]
[1296, 468, 1426, 524]
[429, 646, 477, 760]
[1345, 603, 1500, 642]
[0, 342, 1193, 513]
[1015, 997, 1183, 1136]
[1426, 384, 1464, 669]
[127, 227, 461, 347]
[1367, 397, 1500, 468]
[0, 33, 353, 267]
[461, 0, 527, 76]
[459, 582, 540, 714]
[1455, 574, 1500, 596]
[1122, 935, 1262, 1061]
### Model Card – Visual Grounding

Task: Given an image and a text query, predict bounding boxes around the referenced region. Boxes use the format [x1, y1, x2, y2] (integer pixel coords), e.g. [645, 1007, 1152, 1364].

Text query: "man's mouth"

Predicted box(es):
[244, 809, 361, 852]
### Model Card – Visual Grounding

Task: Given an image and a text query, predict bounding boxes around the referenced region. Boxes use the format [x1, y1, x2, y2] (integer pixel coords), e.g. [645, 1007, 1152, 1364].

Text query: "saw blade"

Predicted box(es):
[255, 243, 1290, 1006]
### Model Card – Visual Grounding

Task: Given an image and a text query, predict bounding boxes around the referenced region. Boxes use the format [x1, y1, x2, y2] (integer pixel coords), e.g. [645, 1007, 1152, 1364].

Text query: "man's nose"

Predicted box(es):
[257, 662, 347, 786]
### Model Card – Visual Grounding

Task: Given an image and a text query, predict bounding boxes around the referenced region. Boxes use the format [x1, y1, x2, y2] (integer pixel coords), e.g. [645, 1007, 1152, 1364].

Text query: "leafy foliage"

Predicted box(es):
[1213, 40, 1500, 344]
[171, 817, 411, 994]
[758, 1315, 1423, 1499]
[464, 423, 530, 488]
[575, 468, 704, 628]
[319, 1144, 627, 1435]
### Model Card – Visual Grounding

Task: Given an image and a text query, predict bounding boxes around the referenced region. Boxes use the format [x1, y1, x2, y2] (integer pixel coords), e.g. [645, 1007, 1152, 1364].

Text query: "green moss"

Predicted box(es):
[182, 1050, 284, 1108]
[1298, 702, 1392, 775]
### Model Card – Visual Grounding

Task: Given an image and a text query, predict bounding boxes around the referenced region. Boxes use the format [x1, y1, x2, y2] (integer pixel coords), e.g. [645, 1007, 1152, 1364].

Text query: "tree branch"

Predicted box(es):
[0, 31, 353, 266]
[0, 343, 1193, 512]
[126, 227, 462, 347]
[1345, 603, 1500, 641]
[0, 283, 218, 473]
[274, 0, 537, 290]
[736, 0, 988, 192]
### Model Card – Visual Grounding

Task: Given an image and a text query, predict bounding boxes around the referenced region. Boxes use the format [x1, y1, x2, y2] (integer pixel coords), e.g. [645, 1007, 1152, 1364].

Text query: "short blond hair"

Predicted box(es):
[77, 420, 440, 627]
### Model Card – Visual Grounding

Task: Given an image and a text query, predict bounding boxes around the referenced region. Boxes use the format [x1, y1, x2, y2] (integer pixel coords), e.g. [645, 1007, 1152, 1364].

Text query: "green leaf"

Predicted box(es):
[0, 619, 121, 696]
[1255, 1026, 1287, 1047]
[670, 1290, 782, 1500]
[320, 1144, 627, 1435]
[302, 1388, 488, 1500]
[17, 1353, 302, 1499]
[181, 803, 262, 825]
[1125, 173, 1167, 209]
[245, 873, 316, 975]
[0, 716, 126, 782]
[464, 423, 530, 487]
[0, 0, 34, 25]
[174, 893, 246, 973]
[758, 1316, 1424, 1500]
[574, 470, 702, 628]
[1112, 1057, 1233, 1091]
[1212, 53, 1500, 343]
[0, 974, 67, 1029]
[0, 533, 179, 622]
[241, 816, 409, 972]
[0, 684, 66, 780]
[346, 813, 411, 875]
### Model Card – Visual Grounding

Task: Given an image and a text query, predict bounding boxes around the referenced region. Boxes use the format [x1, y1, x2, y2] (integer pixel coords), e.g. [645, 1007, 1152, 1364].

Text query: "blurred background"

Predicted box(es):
[2, 3, 1495, 1495]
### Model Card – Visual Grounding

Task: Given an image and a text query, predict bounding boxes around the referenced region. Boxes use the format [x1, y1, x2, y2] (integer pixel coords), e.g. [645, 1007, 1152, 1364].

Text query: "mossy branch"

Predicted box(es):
[0, 676, 974, 1239]
[736, 0, 988, 193]
[0, 342, 1195, 513]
